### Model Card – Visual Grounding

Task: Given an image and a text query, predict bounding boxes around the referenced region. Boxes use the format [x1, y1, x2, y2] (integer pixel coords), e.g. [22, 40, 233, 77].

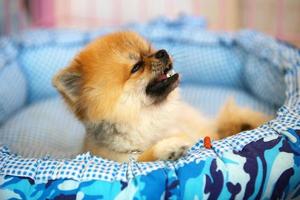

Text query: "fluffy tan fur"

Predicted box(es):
[53, 31, 271, 162]
[217, 98, 271, 138]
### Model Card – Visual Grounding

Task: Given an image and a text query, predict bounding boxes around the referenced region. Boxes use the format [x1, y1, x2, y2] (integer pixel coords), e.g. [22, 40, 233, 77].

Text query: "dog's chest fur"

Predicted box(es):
[85, 99, 181, 153]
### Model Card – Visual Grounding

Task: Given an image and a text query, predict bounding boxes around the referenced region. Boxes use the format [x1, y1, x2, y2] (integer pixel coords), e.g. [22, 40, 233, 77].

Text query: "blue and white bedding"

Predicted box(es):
[0, 16, 299, 199]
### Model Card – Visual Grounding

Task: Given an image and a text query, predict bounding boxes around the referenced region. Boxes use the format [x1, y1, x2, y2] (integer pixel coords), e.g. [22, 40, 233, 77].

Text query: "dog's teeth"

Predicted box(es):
[167, 69, 175, 77]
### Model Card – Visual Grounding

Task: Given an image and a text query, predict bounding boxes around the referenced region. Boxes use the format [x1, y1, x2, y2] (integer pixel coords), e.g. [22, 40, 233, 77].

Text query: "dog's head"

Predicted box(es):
[53, 31, 179, 123]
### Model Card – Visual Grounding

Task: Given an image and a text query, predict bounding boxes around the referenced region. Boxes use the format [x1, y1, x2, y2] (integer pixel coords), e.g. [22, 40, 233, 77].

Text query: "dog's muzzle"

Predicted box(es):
[146, 49, 179, 103]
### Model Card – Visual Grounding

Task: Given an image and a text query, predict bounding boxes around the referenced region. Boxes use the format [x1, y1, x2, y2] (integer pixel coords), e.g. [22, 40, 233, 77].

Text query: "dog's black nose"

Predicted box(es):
[155, 49, 169, 62]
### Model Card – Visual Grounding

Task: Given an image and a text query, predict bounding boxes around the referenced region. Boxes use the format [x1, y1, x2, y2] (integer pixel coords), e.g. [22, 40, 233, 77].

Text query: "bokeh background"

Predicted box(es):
[1, 0, 300, 46]
[0, 0, 300, 46]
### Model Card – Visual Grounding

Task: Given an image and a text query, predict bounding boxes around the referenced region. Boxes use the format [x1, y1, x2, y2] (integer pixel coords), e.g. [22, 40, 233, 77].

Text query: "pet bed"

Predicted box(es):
[0, 17, 299, 199]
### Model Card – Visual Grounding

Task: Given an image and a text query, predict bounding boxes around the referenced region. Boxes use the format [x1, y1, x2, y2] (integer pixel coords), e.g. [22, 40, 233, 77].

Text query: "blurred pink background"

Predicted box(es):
[1, 0, 300, 46]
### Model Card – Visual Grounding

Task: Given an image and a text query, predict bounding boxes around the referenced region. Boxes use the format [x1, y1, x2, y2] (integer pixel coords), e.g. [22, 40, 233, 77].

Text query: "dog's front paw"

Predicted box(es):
[153, 137, 191, 161]
[161, 145, 189, 161]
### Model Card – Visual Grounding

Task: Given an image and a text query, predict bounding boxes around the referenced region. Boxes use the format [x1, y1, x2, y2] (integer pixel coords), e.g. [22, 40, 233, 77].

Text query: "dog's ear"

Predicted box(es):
[52, 59, 82, 104]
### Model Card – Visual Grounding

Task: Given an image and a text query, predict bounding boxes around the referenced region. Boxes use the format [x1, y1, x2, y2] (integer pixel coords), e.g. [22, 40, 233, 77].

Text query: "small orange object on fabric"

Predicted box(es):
[204, 136, 212, 149]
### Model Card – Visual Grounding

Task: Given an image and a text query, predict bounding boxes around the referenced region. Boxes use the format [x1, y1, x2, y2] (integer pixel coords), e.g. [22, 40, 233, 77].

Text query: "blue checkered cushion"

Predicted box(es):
[243, 54, 286, 106]
[153, 41, 246, 88]
[0, 38, 26, 124]
[181, 85, 276, 117]
[0, 97, 85, 158]
[18, 30, 90, 103]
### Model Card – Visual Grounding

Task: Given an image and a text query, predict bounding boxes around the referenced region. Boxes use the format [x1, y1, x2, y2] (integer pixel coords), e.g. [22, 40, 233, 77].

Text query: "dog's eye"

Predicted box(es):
[131, 61, 144, 73]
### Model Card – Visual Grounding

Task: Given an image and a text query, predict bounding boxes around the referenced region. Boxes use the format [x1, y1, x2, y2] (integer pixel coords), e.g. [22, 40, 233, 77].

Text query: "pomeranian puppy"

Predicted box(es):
[53, 31, 269, 162]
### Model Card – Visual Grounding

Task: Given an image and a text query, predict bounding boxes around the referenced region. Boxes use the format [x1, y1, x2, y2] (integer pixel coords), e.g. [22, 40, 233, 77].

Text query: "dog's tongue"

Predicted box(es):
[157, 74, 167, 82]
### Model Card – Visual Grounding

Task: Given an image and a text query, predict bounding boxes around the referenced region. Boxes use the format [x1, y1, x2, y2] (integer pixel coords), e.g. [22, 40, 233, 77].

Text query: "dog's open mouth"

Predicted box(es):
[146, 64, 179, 101]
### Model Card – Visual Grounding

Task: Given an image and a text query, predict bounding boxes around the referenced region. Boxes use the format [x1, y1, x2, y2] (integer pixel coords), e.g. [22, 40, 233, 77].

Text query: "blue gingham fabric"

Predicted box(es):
[19, 44, 83, 103]
[0, 38, 27, 124]
[0, 97, 85, 158]
[0, 126, 282, 183]
[180, 85, 276, 117]
[243, 54, 286, 106]
[0, 16, 299, 199]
